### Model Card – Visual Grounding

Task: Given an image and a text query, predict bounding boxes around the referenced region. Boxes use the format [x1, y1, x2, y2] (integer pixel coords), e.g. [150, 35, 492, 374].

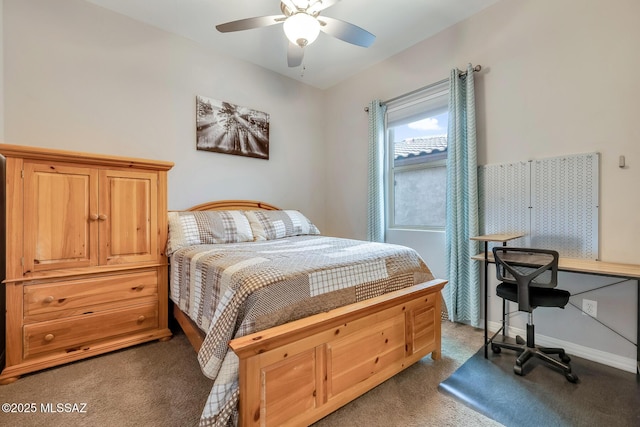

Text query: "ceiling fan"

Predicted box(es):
[215, 0, 375, 67]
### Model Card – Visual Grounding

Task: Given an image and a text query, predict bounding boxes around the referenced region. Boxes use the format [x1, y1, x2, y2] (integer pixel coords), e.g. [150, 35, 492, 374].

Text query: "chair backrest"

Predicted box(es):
[492, 247, 559, 311]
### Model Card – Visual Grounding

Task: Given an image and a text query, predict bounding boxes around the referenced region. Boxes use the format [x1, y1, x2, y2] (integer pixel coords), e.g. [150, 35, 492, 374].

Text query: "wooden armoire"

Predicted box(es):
[0, 143, 174, 383]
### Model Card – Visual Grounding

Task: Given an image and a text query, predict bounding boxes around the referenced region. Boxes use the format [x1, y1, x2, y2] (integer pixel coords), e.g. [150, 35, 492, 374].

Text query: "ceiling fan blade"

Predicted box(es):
[216, 15, 285, 33]
[307, 0, 340, 14]
[319, 16, 375, 47]
[287, 42, 304, 67]
[281, 0, 298, 13]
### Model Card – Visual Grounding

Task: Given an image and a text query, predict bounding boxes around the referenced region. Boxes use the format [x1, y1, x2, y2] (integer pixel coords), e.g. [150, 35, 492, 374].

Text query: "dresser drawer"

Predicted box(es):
[23, 303, 159, 358]
[24, 271, 158, 322]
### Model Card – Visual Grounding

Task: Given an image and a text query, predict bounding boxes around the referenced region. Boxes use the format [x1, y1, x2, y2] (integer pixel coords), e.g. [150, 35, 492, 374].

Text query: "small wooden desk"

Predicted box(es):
[470, 233, 524, 358]
[472, 251, 640, 373]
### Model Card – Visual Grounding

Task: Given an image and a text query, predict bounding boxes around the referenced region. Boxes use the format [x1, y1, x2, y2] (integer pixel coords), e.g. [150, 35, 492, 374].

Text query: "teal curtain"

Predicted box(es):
[445, 64, 480, 327]
[367, 100, 386, 242]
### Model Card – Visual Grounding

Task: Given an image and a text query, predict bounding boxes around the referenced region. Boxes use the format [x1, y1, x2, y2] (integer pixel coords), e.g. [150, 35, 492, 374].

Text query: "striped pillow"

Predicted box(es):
[166, 210, 253, 255]
[245, 210, 320, 241]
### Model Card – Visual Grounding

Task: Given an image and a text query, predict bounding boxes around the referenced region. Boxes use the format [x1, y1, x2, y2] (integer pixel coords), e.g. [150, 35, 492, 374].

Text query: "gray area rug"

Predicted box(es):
[439, 345, 640, 427]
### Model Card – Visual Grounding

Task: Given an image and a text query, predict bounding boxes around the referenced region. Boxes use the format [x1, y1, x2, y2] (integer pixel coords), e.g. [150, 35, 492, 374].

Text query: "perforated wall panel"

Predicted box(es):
[530, 153, 599, 259]
[479, 161, 529, 251]
[479, 152, 599, 260]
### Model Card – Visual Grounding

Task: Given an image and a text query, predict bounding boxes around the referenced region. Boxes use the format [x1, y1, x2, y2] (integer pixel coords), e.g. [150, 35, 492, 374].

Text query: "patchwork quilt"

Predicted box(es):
[169, 235, 434, 427]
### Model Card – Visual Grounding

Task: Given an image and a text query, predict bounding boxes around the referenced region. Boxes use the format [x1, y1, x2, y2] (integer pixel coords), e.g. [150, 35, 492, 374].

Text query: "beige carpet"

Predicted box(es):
[0, 321, 500, 427]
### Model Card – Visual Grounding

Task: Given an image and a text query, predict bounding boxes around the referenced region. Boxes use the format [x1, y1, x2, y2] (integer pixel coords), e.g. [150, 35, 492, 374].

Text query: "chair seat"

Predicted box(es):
[496, 282, 570, 308]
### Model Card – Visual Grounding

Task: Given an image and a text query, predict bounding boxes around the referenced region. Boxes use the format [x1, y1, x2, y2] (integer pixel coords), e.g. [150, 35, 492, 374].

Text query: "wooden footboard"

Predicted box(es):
[229, 279, 446, 427]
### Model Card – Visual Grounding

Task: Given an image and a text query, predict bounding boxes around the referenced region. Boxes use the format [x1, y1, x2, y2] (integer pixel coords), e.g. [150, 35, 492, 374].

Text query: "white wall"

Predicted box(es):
[324, 0, 639, 369]
[2, 0, 326, 227]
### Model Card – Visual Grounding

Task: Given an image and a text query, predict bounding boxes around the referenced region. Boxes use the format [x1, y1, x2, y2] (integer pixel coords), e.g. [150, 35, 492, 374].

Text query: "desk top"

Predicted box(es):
[472, 252, 640, 279]
[470, 233, 525, 243]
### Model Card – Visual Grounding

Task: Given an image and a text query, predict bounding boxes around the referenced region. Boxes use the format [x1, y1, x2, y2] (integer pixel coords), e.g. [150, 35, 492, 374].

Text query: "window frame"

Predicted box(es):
[384, 81, 449, 232]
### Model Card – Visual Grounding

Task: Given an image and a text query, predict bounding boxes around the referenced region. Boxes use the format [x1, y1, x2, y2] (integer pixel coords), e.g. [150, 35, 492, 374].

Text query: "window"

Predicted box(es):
[386, 81, 449, 230]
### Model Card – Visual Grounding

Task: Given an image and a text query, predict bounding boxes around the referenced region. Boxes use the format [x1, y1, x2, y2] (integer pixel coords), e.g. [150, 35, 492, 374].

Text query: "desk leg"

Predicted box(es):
[484, 242, 489, 359]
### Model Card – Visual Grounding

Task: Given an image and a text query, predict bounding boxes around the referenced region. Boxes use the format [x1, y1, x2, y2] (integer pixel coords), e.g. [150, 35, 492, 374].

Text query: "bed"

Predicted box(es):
[168, 200, 447, 427]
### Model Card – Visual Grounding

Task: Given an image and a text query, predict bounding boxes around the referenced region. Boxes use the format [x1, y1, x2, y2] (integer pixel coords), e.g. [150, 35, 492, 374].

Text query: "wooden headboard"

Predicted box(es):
[186, 199, 280, 211]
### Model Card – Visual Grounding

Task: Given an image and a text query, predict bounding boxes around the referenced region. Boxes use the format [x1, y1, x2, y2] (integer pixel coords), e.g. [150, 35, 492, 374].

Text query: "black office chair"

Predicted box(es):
[490, 247, 578, 383]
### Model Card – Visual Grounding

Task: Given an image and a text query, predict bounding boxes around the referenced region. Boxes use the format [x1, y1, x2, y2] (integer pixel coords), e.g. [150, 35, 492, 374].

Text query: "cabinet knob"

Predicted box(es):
[133, 285, 145, 292]
[89, 214, 99, 221]
[98, 214, 108, 221]
[44, 334, 55, 342]
[43, 296, 55, 304]
[137, 315, 146, 323]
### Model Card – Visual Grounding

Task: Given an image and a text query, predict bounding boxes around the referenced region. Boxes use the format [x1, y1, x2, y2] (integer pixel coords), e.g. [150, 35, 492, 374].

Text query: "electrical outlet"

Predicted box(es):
[582, 299, 597, 318]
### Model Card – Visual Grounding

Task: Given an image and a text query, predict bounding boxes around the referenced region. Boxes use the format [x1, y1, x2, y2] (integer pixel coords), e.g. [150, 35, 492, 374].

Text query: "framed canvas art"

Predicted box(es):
[196, 96, 270, 159]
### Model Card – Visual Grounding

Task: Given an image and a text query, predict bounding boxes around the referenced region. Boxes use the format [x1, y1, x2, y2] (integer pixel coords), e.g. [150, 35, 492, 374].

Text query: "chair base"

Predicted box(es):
[491, 333, 579, 383]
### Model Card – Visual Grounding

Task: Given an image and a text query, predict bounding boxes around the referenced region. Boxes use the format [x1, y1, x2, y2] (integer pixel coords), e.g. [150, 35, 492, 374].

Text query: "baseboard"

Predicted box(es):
[487, 320, 637, 373]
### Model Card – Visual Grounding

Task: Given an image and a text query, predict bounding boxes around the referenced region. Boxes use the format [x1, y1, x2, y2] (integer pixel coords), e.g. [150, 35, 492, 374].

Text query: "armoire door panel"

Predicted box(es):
[23, 162, 99, 273]
[99, 170, 158, 265]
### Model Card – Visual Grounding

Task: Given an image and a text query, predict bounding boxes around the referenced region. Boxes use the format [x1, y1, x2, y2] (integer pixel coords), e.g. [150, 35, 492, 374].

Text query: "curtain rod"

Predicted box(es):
[364, 64, 482, 112]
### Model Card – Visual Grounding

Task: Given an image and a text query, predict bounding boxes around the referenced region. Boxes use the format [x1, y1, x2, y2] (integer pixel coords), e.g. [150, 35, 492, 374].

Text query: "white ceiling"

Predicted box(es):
[84, 0, 499, 89]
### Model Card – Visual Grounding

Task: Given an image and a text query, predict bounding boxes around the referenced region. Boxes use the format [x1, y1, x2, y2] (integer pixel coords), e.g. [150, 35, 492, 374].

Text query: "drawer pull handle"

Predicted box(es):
[44, 334, 55, 342]
[137, 315, 146, 323]
[89, 214, 99, 221]
[132, 285, 145, 291]
[43, 296, 55, 304]
[98, 214, 108, 221]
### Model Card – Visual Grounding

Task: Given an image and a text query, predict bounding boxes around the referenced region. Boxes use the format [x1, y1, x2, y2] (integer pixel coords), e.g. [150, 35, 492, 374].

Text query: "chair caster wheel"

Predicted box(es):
[516, 336, 525, 345]
[491, 344, 501, 354]
[560, 354, 571, 363]
[514, 365, 523, 376]
[565, 372, 579, 383]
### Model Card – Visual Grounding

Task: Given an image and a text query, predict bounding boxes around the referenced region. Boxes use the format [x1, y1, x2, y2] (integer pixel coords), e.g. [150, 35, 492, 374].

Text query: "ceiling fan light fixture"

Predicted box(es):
[283, 13, 320, 47]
